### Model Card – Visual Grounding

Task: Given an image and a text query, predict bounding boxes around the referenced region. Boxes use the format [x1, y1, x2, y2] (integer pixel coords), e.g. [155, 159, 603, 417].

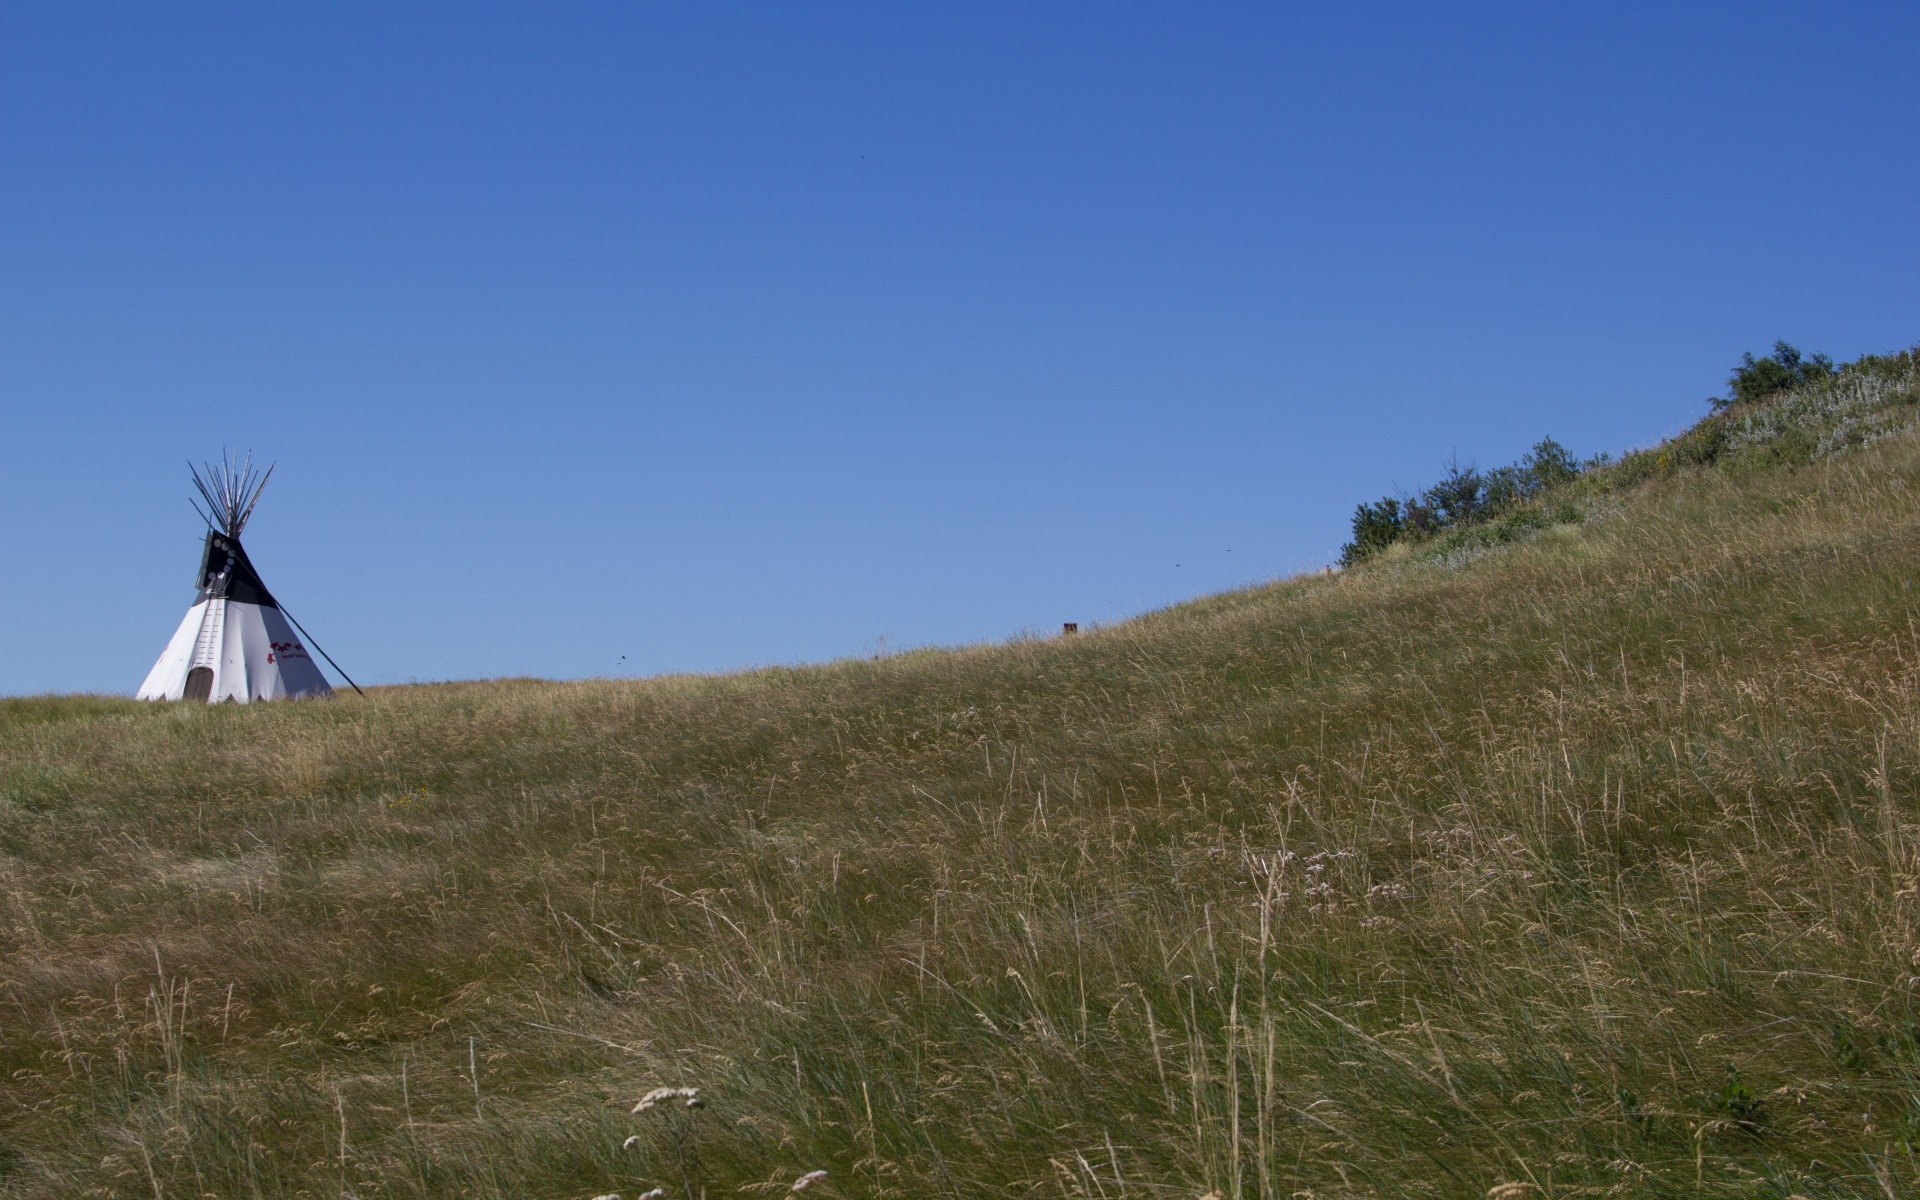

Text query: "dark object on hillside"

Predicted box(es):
[1062, 623, 1078, 635]
[1711, 341, 1834, 411]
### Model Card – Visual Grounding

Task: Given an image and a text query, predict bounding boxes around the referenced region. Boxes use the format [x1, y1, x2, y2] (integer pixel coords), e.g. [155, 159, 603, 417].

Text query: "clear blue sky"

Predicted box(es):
[5, 3, 1917, 695]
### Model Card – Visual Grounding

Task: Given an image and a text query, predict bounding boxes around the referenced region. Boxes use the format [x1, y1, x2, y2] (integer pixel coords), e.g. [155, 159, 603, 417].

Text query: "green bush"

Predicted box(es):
[1711, 341, 1834, 411]
[1339, 438, 1586, 566]
[1839, 345, 1919, 382]
[1484, 438, 1581, 511]
[1422, 462, 1485, 527]
[1335, 340, 1915, 571]
[1340, 497, 1404, 566]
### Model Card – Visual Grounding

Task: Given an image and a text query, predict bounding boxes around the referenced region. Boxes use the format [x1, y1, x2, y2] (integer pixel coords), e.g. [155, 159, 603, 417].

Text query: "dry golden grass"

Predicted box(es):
[8, 409, 1920, 1197]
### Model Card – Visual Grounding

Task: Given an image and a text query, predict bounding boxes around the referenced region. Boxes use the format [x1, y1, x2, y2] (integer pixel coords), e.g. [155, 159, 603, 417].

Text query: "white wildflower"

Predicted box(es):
[639, 1190, 667, 1200]
[622, 1135, 644, 1149]
[792, 1169, 829, 1191]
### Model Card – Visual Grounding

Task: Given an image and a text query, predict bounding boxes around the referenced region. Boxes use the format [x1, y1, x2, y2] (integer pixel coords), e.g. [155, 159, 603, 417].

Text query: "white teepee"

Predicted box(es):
[137, 454, 339, 703]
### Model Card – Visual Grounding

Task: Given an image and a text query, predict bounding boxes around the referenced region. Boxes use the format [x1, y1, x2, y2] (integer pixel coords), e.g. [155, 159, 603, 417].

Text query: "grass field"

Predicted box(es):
[8, 365, 1920, 1197]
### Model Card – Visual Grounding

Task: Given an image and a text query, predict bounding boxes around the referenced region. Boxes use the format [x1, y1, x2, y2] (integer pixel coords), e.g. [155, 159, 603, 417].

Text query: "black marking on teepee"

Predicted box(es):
[194, 532, 278, 607]
[186, 451, 281, 606]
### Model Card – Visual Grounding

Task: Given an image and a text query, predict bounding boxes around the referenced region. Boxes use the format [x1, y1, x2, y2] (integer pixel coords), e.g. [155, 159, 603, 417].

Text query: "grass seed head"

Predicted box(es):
[632, 1086, 701, 1113]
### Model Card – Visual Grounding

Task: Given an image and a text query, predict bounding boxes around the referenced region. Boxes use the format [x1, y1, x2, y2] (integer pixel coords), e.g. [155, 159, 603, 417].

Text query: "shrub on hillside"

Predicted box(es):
[1338, 340, 1917, 571]
[1842, 346, 1920, 380]
[1593, 343, 1920, 484]
[1423, 461, 1485, 527]
[1340, 438, 1587, 566]
[1711, 341, 1835, 411]
[1723, 354, 1920, 464]
[1340, 498, 1404, 567]
[1485, 437, 1581, 509]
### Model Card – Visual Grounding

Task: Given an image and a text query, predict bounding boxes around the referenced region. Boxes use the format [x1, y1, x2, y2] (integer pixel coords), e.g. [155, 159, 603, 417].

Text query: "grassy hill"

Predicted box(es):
[6, 353, 1920, 1198]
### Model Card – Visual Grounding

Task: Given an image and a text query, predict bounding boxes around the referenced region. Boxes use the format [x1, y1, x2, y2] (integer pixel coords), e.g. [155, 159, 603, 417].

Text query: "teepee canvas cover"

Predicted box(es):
[137, 456, 333, 703]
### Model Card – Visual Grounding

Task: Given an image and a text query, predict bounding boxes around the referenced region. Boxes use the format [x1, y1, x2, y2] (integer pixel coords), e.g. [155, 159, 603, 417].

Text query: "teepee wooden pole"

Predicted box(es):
[279, 606, 365, 697]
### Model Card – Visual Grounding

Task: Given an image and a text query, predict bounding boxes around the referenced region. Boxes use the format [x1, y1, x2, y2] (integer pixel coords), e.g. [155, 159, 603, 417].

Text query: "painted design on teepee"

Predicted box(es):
[137, 452, 338, 704]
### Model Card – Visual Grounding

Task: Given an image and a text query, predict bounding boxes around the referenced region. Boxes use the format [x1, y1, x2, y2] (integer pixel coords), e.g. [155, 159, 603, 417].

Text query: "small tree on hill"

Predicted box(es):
[1422, 461, 1484, 527]
[1341, 497, 1404, 566]
[1335, 437, 1587, 567]
[1711, 341, 1835, 410]
[1482, 438, 1580, 512]
[1522, 437, 1580, 492]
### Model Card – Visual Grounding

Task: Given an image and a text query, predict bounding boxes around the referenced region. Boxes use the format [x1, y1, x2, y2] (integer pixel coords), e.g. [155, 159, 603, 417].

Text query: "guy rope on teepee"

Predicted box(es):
[137, 451, 361, 703]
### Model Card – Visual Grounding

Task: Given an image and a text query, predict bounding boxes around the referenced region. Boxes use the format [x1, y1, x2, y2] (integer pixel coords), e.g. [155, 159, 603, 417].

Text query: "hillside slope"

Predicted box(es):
[9, 377, 1920, 1197]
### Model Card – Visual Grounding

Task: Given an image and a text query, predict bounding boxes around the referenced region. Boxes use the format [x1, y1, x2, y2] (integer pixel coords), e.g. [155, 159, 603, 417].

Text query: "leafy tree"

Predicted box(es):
[1422, 461, 1484, 527]
[1521, 437, 1580, 491]
[1712, 341, 1835, 410]
[1482, 464, 1527, 513]
[1404, 498, 1441, 536]
[1484, 439, 1578, 513]
[1336, 438, 1587, 568]
[1340, 497, 1404, 566]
